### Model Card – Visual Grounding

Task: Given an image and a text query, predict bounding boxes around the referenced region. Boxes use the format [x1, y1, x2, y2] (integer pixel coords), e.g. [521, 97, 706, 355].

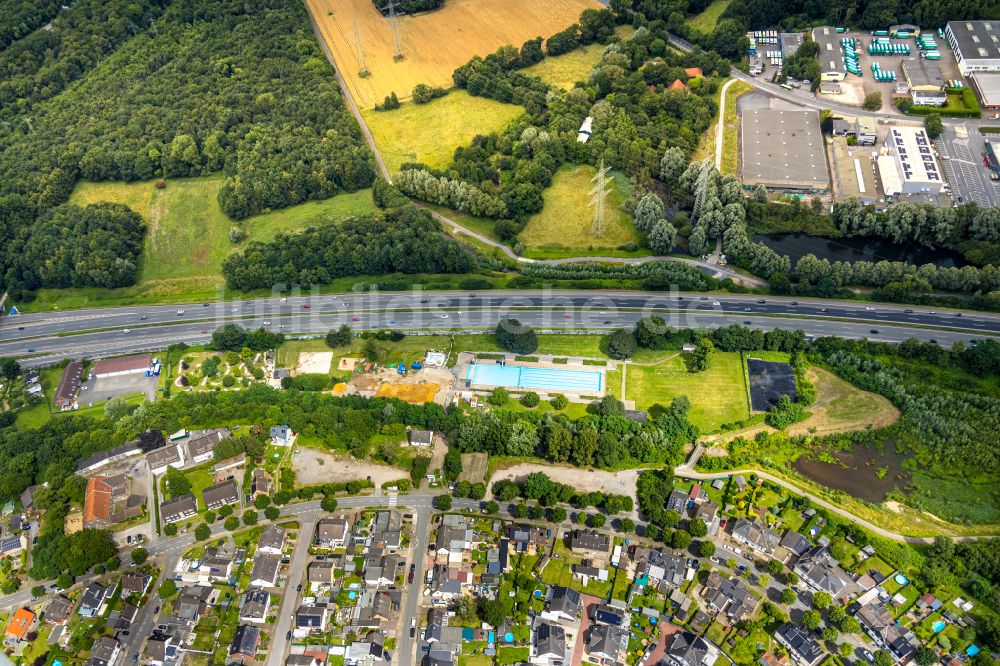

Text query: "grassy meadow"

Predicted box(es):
[684, 0, 732, 32]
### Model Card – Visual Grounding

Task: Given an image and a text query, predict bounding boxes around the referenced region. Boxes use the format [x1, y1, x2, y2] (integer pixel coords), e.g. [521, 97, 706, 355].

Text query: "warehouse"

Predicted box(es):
[812, 27, 846, 81]
[901, 58, 946, 106]
[970, 72, 1000, 108]
[877, 126, 944, 196]
[93, 353, 152, 379]
[740, 109, 830, 193]
[946, 21, 1000, 75]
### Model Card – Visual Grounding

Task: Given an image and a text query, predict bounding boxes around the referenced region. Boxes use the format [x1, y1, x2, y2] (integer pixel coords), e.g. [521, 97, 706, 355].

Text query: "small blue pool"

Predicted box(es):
[894, 574, 908, 585]
[533, 589, 543, 598]
[348, 591, 357, 600]
[504, 632, 514, 643]
[488, 631, 495, 645]
[466, 363, 603, 393]
[53, 661, 63, 666]
[932, 621, 946, 633]
[967, 646, 981, 656]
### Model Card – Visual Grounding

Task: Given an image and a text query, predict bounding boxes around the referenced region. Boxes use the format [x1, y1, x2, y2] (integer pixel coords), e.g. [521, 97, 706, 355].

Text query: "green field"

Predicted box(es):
[523, 43, 607, 90]
[519, 165, 644, 259]
[685, 0, 732, 32]
[362, 91, 524, 176]
[622, 351, 750, 431]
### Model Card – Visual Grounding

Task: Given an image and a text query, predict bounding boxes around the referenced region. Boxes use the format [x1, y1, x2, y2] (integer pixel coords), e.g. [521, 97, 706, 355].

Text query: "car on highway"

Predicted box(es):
[439, 314, 449, 319]
[865, 307, 876, 311]
[303, 304, 310, 309]
[389, 319, 396, 324]
[27, 348, 34, 353]
[870, 329, 879, 334]
[138, 315, 146, 320]
[743, 320, 752, 325]
[712, 301, 720, 305]
[176, 310, 185, 315]
[904, 309, 914, 313]
[563, 313, 572, 318]
[929, 338, 938, 344]
[352, 316, 361, 321]
[789, 301, 798, 305]
[954, 312, 962, 317]
[202, 303, 210, 307]
[604, 320, 612, 325]
[263, 321, 270, 325]
[757, 299, 766, 304]
[744, 307, 751, 311]
[123, 329, 131, 333]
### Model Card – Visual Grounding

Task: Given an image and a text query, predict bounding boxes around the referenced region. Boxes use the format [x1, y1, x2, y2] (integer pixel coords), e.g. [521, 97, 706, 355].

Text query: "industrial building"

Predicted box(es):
[740, 109, 830, 193]
[831, 137, 879, 206]
[970, 72, 1000, 108]
[946, 21, 1000, 74]
[831, 116, 876, 145]
[900, 58, 946, 105]
[877, 126, 944, 196]
[812, 27, 846, 81]
[92, 353, 153, 379]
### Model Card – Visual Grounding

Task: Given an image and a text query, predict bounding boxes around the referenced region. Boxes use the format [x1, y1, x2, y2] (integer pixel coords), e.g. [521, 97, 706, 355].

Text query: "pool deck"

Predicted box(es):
[454, 352, 610, 399]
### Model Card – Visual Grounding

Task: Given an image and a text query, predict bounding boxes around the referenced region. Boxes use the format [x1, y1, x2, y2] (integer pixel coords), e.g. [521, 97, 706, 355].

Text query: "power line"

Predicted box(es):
[590, 159, 611, 238]
[380, 0, 404, 61]
[352, 20, 369, 77]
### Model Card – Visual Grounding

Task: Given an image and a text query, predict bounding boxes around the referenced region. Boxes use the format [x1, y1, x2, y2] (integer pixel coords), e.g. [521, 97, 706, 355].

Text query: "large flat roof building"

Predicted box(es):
[740, 109, 829, 193]
[812, 27, 846, 81]
[878, 125, 944, 196]
[946, 21, 1000, 74]
[971, 72, 1000, 108]
[93, 353, 151, 379]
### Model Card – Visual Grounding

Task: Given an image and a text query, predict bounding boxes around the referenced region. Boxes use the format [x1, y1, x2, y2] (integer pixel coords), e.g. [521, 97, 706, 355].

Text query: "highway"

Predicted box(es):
[2, 291, 999, 367]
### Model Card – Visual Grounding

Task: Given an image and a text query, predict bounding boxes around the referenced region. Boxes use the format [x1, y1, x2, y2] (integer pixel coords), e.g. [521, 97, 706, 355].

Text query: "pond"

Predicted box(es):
[792, 442, 910, 503]
[752, 233, 966, 268]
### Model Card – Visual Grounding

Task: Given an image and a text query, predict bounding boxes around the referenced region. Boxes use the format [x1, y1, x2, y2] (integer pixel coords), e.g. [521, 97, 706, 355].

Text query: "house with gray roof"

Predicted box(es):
[587, 624, 628, 662]
[229, 624, 260, 660]
[661, 632, 722, 666]
[794, 546, 851, 598]
[545, 586, 582, 623]
[202, 479, 240, 510]
[160, 494, 197, 524]
[531, 621, 566, 665]
[239, 589, 270, 624]
[703, 570, 759, 621]
[731, 518, 780, 555]
[775, 623, 824, 666]
[250, 554, 281, 588]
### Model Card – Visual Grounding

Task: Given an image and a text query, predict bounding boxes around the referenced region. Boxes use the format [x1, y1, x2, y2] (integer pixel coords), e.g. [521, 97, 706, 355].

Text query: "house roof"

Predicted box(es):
[80, 582, 108, 609]
[316, 517, 349, 542]
[548, 585, 582, 616]
[160, 493, 197, 522]
[258, 524, 286, 552]
[685, 67, 704, 78]
[780, 530, 811, 556]
[794, 546, 849, 597]
[308, 561, 335, 582]
[241, 589, 270, 619]
[5, 608, 34, 639]
[587, 624, 628, 660]
[230, 624, 260, 656]
[146, 444, 181, 469]
[45, 596, 72, 623]
[93, 354, 151, 376]
[703, 570, 758, 619]
[185, 429, 229, 459]
[776, 623, 823, 665]
[91, 636, 121, 662]
[408, 429, 434, 444]
[251, 554, 281, 585]
[122, 572, 152, 595]
[202, 479, 239, 507]
[570, 529, 609, 552]
[54, 361, 83, 407]
[536, 622, 565, 658]
[667, 489, 688, 512]
[212, 453, 246, 472]
[83, 476, 115, 524]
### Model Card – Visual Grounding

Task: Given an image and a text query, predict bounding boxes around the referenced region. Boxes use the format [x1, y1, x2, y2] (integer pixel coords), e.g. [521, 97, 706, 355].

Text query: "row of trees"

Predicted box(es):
[519, 260, 715, 290]
[794, 254, 1000, 295]
[394, 169, 508, 218]
[221, 206, 473, 291]
[491, 471, 634, 513]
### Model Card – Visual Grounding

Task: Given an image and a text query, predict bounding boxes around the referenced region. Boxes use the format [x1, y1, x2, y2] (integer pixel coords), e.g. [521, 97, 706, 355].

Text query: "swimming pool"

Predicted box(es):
[466, 363, 603, 393]
[932, 621, 946, 633]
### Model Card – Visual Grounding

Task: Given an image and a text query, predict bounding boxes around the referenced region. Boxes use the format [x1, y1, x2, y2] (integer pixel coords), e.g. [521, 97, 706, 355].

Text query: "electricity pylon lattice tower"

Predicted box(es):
[353, 20, 369, 77]
[590, 159, 611, 238]
[381, 0, 404, 61]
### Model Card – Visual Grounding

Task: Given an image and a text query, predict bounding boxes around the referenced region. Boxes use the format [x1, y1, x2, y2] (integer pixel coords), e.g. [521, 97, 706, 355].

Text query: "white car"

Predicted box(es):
[439, 314, 449, 319]
[263, 321, 271, 325]
[712, 301, 720, 306]
[865, 307, 876, 311]
[123, 329, 131, 333]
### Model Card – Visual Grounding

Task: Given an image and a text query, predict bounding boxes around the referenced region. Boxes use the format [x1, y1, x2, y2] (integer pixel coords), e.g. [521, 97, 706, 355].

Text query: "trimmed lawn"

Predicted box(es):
[519, 164, 645, 259]
[624, 352, 750, 431]
[685, 0, 732, 32]
[720, 80, 752, 174]
[497, 647, 529, 664]
[362, 91, 523, 176]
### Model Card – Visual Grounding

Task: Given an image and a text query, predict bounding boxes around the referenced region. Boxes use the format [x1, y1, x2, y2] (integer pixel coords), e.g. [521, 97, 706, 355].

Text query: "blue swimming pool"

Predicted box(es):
[466, 363, 603, 393]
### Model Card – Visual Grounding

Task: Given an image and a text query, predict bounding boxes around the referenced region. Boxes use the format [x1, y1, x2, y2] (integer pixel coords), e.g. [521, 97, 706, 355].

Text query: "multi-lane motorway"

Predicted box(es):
[2, 291, 998, 367]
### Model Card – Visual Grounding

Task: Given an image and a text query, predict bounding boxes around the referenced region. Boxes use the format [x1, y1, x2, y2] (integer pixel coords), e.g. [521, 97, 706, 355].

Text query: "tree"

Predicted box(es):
[224, 516, 240, 531]
[164, 523, 178, 536]
[597, 395, 624, 418]
[549, 507, 567, 523]
[264, 506, 280, 520]
[489, 387, 509, 406]
[781, 588, 797, 605]
[211, 324, 248, 351]
[0, 357, 21, 380]
[699, 540, 716, 557]
[767, 559, 784, 575]
[812, 591, 832, 609]
[924, 113, 943, 140]
[321, 496, 338, 512]
[242, 510, 258, 526]
[495, 318, 538, 354]
[194, 524, 211, 541]
[477, 597, 509, 628]
[435, 494, 452, 510]
[650, 219, 677, 254]
[521, 392, 540, 407]
[822, 626, 840, 643]
[672, 530, 692, 550]
[620, 518, 635, 533]
[56, 573, 74, 590]
[691, 338, 714, 372]
[688, 519, 707, 537]
[634, 193, 666, 233]
[607, 329, 637, 359]
[130, 548, 148, 566]
[754, 184, 768, 203]
[484, 500, 499, 514]
[31, 585, 45, 599]
[863, 92, 883, 111]
[873, 651, 893, 666]
[838, 643, 855, 659]
[550, 394, 569, 410]
[803, 610, 822, 630]
[254, 494, 271, 510]
[660, 147, 687, 186]
[165, 467, 192, 498]
[158, 579, 177, 599]
[325, 325, 352, 348]
[589, 513, 606, 528]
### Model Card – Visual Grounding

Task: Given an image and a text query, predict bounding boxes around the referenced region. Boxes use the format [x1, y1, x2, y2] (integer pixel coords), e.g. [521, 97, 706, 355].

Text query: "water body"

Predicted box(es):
[752, 233, 966, 268]
[793, 444, 910, 503]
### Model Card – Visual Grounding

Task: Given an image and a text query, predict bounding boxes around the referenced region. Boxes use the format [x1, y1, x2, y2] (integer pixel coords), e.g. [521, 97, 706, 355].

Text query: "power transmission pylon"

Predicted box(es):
[381, 0, 404, 61]
[353, 20, 370, 77]
[590, 159, 611, 238]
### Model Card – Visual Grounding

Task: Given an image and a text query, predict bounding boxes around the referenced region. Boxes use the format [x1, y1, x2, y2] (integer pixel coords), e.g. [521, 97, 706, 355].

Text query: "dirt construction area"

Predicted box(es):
[349, 365, 455, 404]
[458, 452, 488, 483]
[306, 0, 599, 108]
[297, 351, 334, 375]
[490, 463, 640, 514]
[293, 448, 408, 487]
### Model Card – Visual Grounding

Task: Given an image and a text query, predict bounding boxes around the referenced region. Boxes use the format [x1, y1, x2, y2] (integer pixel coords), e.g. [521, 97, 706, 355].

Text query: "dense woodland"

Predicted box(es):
[0, 0, 62, 51]
[221, 206, 472, 291]
[0, 0, 373, 299]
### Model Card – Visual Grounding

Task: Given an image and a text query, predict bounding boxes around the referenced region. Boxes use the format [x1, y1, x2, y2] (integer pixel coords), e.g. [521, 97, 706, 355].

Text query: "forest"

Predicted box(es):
[220, 205, 473, 292]
[0, 0, 373, 299]
[0, 0, 62, 51]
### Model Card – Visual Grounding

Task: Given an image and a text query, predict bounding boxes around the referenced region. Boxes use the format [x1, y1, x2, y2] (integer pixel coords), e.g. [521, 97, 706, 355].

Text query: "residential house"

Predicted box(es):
[346, 632, 390, 666]
[587, 625, 629, 662]
[20, 485, 38, 513]
[643, 549, 687, 588]
[308, 561, 335, 588]
[573, 560, 608, 583]
[693, 501, 720, 536]
[435, 520, 471, 563]
[5, 608, 34, 644]
[183, 429, 230, 464]
[200, 547, 235, 582]
[112, 603, 138, 632]
[569, 529, 610, 557]
[240, 588, 271, 624]
[296, 606, 329, 633]
[315, 517, 351, 548]
[83, 474, 144, 529]
[45, 596, 73, 625]
[250, 554, 281, 588]
[856, 604, 917, 662]
[531, 622, 567, 666]
[667, 490, 689, 513]
[794, 546, 850, 599]
[258, 524, 287, 556]
[780, 531, 812, 558]
[425, 608, 446, 643]
[363, 551, 399, 586]
[507, 523, 548, 552]
[407, 429, 434, 446]
[54, 361, 83, 411]
[731, 519, 780, 555]
[212, 454, 246, 479]
[662, 632, 722, 666]
[545, 586, 582, 623]
[79, 582, 115, 618]
[202, 479, 240, 510]
[121, 572, 152, 597]
[0, 535, 27, 561]
[429, 565, 462, 600]
[372, 510, 402, 550]
[251, 469, 272, 499]
[286, 656, 324, 666]
[702, 570, 759, 621]
[775, 623, 824, 666]
[592, 604, 627, 627]
[175, 586, 212, 621]
[146, 631, 174, 666]
[86, 636, 122, 666]
[270, 425, 296, 447]
[146, 444, 185, 476]
[160, 494, 197, 524]
[230, 624, 261, 660]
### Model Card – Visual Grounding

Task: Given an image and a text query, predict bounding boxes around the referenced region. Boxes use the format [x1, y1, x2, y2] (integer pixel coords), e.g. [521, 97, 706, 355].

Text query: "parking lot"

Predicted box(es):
[936, 123, 1000, 207]
[78, 370, 159, 406]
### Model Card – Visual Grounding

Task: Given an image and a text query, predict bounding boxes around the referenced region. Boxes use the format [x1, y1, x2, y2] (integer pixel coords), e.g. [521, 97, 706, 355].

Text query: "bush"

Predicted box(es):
[222, 375, 236, 387]
[550, 394, 569, 410]
[520, 392, 540, 407]
[863, 92, 882, 111]
[412, 83, 448, 104]
[607, 329, 637, 359]
[435, 494, 452, 510]
[489, 387, 509, 406]
[164, 523, 177, 536]
[495, 318, 538, 354]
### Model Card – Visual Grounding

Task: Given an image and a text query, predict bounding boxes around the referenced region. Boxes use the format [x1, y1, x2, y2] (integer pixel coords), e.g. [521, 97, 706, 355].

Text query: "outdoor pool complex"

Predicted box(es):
[466, 363, 603, 393]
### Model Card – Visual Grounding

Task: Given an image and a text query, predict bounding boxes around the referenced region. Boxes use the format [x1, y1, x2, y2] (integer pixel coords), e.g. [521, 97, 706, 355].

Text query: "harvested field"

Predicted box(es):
[376, 382, 440, 403]
[297, 351, 334, 375]
[458, 452, 489, 483]
[306, 0, 599, 109]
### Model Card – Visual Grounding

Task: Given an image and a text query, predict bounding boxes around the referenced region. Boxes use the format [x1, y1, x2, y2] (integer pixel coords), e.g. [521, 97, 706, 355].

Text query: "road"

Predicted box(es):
[3, 291, 999, 367]
[264, 518, 317, 666]
[395, 506, 432, 666]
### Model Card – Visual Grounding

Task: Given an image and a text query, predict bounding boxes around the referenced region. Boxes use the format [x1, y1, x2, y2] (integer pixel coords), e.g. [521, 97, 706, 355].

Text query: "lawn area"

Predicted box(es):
[52, 177, 376, 309]
[459, 656, 493, 666]
[13, 365, 146, 429]
[624, 351, 749, 431]
[523, 43, 606, 90]
[685, 0, 732, 32]
[721, 80, 752, 175]
[361, 91, 524, 176]
[519, 164, 645, 259]
[497, 647, 530, 664]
